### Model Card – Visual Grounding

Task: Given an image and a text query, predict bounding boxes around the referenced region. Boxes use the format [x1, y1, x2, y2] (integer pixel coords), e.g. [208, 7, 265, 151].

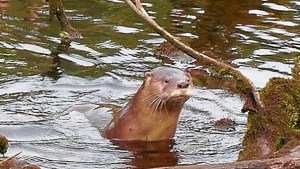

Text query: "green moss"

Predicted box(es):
[246, 113, 265, 135]
[283, 87, 300, 133]
[239, 77, 300, 160]
[0, 135, 9, 156]
[238, 143, 261, 161]
[292, 57, 300, 80]
[235, 77, 251, 94]
[274, 134, 286, 151]
[238, 112, 266, 161]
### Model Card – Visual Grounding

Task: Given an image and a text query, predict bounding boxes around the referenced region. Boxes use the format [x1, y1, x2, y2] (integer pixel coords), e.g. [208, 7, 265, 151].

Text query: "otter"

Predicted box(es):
[101, 67, 193, 141]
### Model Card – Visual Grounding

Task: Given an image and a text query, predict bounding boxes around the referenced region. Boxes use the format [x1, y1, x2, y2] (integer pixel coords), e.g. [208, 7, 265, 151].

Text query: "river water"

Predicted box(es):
[0, 0, 299, 168]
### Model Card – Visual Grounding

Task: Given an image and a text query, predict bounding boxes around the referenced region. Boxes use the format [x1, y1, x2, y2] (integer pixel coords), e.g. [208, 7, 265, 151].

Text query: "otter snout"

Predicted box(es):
[177, 82, 189, 89]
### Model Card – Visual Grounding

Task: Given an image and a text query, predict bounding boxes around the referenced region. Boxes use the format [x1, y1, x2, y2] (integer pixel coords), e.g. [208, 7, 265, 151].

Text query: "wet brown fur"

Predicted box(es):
[101, 67, 193, 141]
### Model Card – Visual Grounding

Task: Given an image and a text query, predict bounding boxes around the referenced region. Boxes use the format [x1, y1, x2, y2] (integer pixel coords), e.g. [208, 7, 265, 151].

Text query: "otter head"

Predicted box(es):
[141, 67, 193, 112]
[102, 67, 193, 141]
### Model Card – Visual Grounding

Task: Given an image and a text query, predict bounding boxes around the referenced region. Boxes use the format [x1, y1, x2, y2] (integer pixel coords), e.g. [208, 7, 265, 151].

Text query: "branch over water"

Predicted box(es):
[124, 0, 266, 115]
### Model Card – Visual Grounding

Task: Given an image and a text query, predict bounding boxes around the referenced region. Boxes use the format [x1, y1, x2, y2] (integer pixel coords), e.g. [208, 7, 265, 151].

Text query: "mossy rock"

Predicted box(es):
[239, 77, 300, 161]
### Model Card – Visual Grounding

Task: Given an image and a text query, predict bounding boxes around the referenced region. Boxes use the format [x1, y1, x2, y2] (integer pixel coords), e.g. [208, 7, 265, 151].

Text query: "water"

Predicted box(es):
[0, 0, 299, 168]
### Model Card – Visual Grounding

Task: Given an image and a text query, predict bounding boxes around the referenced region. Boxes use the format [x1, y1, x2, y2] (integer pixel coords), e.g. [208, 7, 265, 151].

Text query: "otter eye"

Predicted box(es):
[164, 79, 170, 84]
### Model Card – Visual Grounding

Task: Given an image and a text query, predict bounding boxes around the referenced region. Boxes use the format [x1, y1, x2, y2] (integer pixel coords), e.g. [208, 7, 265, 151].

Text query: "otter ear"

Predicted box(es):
[185, 68, 191, 73]
[144, 72, 153, 79]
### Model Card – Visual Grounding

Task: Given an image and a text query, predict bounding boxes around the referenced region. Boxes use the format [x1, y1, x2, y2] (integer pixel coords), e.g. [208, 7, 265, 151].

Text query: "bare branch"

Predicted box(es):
[124, 0, 265, 115]
[0, 152, 22, 166]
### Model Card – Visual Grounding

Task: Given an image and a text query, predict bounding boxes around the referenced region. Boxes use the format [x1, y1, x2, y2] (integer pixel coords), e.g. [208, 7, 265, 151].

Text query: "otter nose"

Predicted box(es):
[178, 82, 189, 89]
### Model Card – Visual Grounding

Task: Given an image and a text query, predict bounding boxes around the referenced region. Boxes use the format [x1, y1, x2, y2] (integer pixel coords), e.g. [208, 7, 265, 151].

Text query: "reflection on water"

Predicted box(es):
[0, 0, 299, 168]
[0, 75, 245, 168]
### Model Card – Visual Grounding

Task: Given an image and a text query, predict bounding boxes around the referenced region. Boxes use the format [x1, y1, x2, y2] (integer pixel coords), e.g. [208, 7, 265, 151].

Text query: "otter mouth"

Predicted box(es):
[169, 88, 192, 98]
[174, 94, 189, 98]
[169, 94, 190, 102]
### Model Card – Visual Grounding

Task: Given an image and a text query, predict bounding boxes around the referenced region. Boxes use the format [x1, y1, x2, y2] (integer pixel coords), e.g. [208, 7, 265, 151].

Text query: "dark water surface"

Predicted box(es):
[0, 0, 299, 168]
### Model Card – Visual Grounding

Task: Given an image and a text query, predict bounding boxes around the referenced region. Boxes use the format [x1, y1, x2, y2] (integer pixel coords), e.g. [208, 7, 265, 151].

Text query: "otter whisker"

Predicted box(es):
[145, 93, 163, 115]
[145, 94, 160, 107]
[159, 98, 166, 115]
[155, 97, 163, 111]
[145, 92, 170, 116]
[164, 95, 173, 116]
[143, 92, 161, 105]
[153, 93, 168, 115]
[155, 95, 166, 114]
[162, 99, 168, 116]
[148, 97, 159, 114]
[151, 94, 164, 115]
[145, 93, 163, 105]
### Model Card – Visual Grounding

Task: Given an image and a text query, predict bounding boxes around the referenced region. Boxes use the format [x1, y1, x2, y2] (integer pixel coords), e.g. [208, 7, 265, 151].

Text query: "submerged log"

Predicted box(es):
[159, 154, 300, 169]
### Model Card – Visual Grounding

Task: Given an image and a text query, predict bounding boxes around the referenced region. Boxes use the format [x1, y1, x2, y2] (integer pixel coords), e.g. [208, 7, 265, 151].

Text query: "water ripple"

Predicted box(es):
[263, 2, 297, 12]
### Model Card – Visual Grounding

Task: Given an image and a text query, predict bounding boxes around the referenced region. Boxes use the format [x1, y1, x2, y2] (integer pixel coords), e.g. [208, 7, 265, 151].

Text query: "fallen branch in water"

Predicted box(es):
[161, 155, 300, 169]
[124, 0, 265, 115]
[0, 151, 22, 166]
